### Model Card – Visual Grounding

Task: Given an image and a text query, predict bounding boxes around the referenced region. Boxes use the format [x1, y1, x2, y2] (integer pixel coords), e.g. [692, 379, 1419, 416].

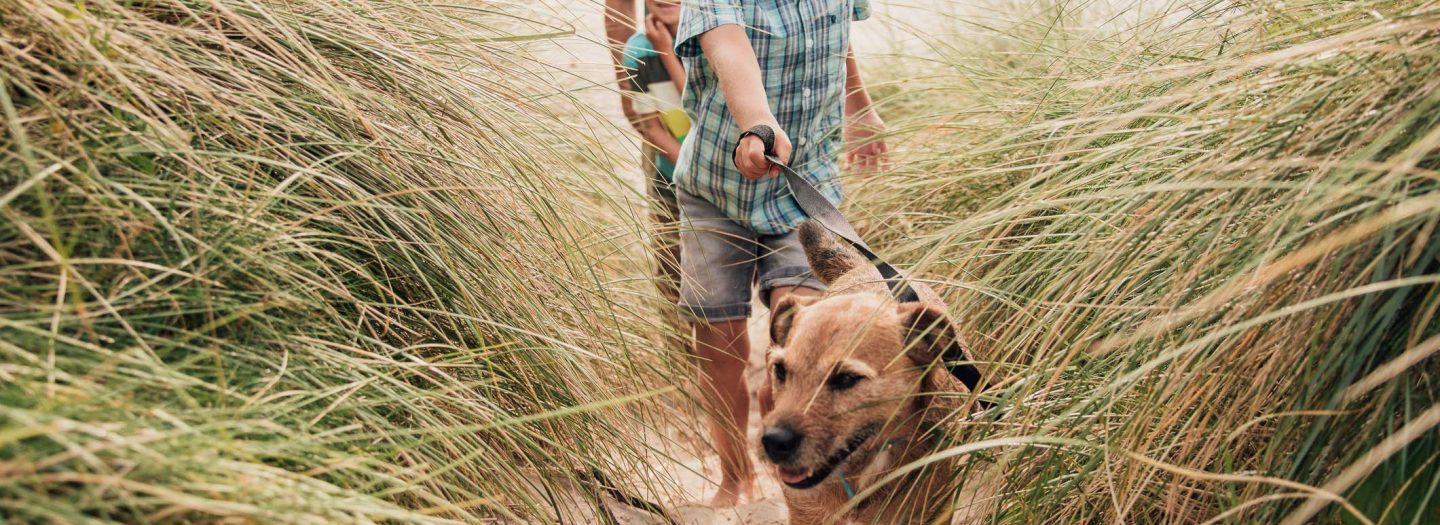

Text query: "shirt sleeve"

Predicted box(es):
[852, 0, 871, 21]
[673, 0, 744, 58]
[620, 33, 653, 93]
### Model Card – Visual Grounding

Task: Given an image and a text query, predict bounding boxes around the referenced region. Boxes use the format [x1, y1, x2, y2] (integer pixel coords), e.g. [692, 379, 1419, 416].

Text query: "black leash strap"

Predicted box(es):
[735, 126, 993, 404]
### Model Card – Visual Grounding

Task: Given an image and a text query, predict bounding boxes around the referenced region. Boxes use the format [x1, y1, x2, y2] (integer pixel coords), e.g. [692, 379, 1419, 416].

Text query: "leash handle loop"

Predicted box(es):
[735, 124, 778, 161]
[734, 124, 797, 178]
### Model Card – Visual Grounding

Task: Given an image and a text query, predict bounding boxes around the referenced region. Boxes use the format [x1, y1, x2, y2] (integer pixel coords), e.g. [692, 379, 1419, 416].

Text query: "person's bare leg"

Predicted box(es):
[694, 319, 755, 507]
[757, 285, 821, 416]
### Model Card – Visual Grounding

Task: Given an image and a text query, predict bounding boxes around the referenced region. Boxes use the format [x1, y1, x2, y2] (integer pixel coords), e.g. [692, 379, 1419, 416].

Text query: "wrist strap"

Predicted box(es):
[732, 124, 778, 169]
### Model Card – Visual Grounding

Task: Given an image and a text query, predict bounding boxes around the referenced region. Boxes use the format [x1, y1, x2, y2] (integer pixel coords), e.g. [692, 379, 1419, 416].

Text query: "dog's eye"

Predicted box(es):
[827, 372, 863, 391]
[774, 362, 787, 383]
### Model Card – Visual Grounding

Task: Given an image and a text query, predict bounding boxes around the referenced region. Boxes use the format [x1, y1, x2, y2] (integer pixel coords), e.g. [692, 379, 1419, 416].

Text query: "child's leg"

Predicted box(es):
[675, 190, 759, 507]
[692, 319, 754, 506]
[643, 149, 684, 347]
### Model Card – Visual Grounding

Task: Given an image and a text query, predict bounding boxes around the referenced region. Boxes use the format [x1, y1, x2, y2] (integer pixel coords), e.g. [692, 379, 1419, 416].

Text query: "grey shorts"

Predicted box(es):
[676, 190, 825, 322]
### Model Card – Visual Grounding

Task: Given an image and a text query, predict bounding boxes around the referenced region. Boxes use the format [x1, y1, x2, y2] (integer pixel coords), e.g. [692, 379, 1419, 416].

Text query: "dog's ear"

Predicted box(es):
[899, 303, 989, 396]
[798, 221, 871, 285]
[770, 294, 819, 347]
[897, 302, 966, 367]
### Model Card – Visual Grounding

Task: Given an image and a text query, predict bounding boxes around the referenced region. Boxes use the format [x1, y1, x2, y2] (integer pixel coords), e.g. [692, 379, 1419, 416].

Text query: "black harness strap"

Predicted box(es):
[735, 125, 992, 401]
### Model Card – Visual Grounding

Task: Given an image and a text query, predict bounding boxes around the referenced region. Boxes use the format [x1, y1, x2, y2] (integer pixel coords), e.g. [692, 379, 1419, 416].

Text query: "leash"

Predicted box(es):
[735, 124, 918, 302]
[733, 125, 993, 400]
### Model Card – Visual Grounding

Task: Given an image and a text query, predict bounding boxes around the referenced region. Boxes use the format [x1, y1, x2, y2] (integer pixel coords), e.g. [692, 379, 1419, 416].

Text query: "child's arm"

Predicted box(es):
[636, 113, 683, 164]
[643, 15, 688, 95]
[698, 24, 790, 180]
[618, 31, 677, 159]
[604, 0, 642, 130]
[843, 44, 888, 172]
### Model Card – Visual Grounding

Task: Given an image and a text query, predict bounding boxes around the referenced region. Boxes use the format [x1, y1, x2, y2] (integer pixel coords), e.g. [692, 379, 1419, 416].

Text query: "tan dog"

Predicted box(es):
[760, 221, 984, 524]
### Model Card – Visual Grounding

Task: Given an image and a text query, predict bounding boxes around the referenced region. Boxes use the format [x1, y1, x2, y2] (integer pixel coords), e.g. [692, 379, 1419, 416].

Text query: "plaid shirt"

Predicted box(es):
[673, 0, 871, 235]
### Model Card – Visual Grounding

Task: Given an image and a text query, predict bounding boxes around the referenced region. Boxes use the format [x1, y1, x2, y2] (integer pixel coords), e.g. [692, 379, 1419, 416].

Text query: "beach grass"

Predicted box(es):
[850, 0, 1440, 522]
[4, 0, 1439, 523]
[0, 0, 683, 522]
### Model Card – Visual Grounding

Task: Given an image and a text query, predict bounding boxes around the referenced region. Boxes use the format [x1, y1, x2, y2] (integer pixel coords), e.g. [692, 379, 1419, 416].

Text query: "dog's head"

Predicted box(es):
[759, 222, 966, 490]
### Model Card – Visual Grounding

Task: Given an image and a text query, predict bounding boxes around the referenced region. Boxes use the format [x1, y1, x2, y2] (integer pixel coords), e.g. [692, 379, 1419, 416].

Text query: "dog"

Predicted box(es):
[759, 221, 986, 524]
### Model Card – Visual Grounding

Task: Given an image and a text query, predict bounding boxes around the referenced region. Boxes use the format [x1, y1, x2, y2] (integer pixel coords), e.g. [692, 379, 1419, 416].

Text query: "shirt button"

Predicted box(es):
[799, 137, 808, 146]
[803, 88, 812, 97]
[806, 38, 814, 48]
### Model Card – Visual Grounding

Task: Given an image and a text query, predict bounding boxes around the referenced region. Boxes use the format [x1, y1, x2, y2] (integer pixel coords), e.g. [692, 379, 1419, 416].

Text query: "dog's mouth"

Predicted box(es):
[776, 424, 880, 490]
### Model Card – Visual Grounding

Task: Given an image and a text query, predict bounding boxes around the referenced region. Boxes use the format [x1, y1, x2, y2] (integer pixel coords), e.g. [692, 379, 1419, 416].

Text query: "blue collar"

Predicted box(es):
[840, 469, 858, 499]
[836, 437, 908, 501]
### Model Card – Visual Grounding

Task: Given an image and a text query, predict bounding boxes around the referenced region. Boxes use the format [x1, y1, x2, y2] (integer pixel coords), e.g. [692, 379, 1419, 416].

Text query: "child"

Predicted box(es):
[621, 0, 690, 323]
[670, 0, 888, 507]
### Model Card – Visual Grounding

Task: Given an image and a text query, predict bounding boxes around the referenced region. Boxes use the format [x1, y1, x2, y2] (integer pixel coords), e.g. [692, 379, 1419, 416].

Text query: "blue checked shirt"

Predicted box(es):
[673, 0, 871, 235]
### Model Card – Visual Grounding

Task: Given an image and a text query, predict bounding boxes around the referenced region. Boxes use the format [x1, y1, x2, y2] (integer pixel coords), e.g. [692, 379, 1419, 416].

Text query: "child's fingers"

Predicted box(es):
[751, 140, 771, 178]
[739, 156, 760, 179]
[748, 155, 771, 177]
[849, 144, 876, 172]
[645, 16, 667, 44]
[736, 126, 787, 179]
[736, 136, 769, 180]
[773, 138, 792, 166]
[864, 142, 887, 171]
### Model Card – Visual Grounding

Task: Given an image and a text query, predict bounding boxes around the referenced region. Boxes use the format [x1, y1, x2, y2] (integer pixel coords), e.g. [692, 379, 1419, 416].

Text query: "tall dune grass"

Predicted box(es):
[0, 0, 679, 522]
[8, 0, 1440, 522]
[855, 0, 1440, 522]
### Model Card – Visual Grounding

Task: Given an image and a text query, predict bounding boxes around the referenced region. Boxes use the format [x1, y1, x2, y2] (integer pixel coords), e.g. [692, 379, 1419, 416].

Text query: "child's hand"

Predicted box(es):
[645, 14, 674, 55]
[735, 120, 792, 180]
[845, 110, 889, 174]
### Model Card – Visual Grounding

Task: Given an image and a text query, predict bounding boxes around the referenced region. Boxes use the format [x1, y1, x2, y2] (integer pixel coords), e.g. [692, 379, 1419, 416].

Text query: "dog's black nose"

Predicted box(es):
[762, 424, 804, 462]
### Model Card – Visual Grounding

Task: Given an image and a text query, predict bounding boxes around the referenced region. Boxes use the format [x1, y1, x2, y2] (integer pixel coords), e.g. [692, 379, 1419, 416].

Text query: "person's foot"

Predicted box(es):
[707, 475, 755, 507]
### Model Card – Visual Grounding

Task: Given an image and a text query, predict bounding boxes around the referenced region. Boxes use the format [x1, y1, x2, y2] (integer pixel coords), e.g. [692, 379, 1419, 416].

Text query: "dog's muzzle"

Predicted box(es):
[762, 424, 804, 463]
[769, 424, 880, 490]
